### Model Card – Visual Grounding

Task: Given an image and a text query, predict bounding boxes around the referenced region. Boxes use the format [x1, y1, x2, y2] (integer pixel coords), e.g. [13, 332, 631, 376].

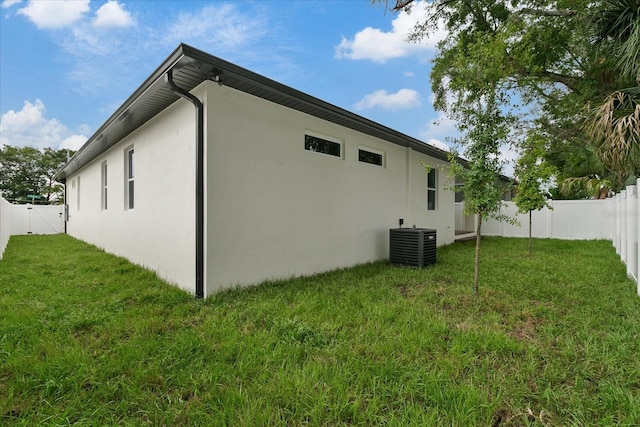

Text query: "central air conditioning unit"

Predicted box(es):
[389, 227, 437, 267]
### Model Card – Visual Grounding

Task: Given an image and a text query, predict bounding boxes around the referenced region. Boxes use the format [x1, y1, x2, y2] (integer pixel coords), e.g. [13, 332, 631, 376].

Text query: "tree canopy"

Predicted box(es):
[385, 0, 639, 197]
[0, 145, 72, 204]
[589, 0, 640, 184]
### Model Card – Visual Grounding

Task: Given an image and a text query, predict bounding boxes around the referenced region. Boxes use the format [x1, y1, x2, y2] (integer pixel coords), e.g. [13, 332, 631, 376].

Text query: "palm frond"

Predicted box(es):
[560, 176, 613, 199]
[588, 87, 640, 172]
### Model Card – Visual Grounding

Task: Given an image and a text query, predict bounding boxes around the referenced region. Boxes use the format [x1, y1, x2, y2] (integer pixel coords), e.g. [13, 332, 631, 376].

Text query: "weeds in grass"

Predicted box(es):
[1, 235, 639, 425]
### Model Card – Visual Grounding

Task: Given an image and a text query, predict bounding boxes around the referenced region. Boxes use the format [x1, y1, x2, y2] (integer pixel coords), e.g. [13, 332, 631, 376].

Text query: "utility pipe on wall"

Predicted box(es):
[164, 69, 205, 299]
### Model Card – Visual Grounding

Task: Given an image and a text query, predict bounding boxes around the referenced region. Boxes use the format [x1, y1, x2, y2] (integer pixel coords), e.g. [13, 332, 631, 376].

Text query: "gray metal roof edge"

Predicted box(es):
[54, 45, 188, 182]
[55, 43, 456, 182]
[179, 44, 452, 162]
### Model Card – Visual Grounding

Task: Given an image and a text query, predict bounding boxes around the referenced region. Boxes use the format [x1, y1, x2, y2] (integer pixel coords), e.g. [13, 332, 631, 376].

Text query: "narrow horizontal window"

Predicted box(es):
[305, 134, 341, 158]
[358, 148, 383, 166]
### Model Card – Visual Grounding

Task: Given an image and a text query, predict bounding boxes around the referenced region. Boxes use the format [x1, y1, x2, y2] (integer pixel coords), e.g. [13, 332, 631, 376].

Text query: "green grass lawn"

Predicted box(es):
[1, 235, 639, 426]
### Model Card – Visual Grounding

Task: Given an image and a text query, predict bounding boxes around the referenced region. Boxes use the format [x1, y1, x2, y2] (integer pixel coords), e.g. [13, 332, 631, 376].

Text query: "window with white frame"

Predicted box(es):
[124, 147, 134, 210]
[427, 168, 436, 211]
[304, 133, 342, 158]
[101, 161, 108, 210]
[76, 176, 81, 211]
[358, 146, 384, 167]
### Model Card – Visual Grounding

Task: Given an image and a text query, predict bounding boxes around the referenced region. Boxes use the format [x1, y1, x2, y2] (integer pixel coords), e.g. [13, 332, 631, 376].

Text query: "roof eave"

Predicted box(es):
[55, 43, 456, 183]
[54, 44, 190, 182]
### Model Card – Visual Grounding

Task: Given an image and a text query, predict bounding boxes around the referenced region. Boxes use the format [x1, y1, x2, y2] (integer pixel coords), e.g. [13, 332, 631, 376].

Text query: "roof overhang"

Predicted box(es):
[55, 43, 454, 182]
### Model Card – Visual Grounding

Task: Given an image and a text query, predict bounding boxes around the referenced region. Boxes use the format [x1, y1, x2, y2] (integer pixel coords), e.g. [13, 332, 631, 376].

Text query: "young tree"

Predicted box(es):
[448, 93, 514, 293]
[513, 134, 554, 254]
[379, 1, 517, 292]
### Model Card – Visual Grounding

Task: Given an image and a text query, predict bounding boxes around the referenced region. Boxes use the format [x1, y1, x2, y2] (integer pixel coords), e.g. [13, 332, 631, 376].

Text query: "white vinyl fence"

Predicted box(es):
[455, 177, 640, 294]
[0, 197, 65, 259]
[610, 180, 639, 293]
[482, 200, 611, 240]
[455, 200, 610, 240]
[0, 198, 11, 260]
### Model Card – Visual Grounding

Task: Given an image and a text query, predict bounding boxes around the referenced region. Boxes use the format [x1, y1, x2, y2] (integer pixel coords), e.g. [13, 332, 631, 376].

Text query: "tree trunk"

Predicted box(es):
[474, 214, 483, 294]
[528, 210, 532, 255]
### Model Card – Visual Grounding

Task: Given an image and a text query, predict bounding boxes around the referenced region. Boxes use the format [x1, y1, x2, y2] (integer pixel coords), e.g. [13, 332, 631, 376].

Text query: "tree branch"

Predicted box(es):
[542, 71, 582, 93]
[516, 68, 582, 94]
[392, 0, 415, 12]
[514, 8, 577, 18]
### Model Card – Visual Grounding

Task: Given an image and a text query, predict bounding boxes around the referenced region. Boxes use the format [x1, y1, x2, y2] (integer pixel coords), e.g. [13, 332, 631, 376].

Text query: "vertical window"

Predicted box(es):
[125, 147, 134, 210]
[101, 161, 108, 210]
[427, 168, 436, 211]
[76, 176, 81, 211]
[455, 182, 465, 203]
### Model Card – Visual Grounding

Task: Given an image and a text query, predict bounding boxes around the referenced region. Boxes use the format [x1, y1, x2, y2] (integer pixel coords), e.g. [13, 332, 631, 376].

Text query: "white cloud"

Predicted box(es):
[335, 1, 446, 63]
[419, 111, 517, 176]
[54, 12, 140, 93]
[2, 0, 22, 8]
[0, 99, 88, 150]
[165, 4, 265, 51]
[403, 71, 415, 77]
[11, 1, 135, 94]
[59, 134, 87, 151]
[93, 1, 133, 29]
[71, 2, 267, 91]
[354, 88, 421, 111]
[419, 111, 459, 152]
[17, 0, 89, 29]
[77, 124, 92, 135]
[10, 2, 272, 97]
[426, 138, 451, 152]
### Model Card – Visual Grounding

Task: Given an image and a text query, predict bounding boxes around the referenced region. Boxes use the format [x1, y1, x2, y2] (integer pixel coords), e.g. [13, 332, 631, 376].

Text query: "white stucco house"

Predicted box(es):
[55, 44, 457, 298]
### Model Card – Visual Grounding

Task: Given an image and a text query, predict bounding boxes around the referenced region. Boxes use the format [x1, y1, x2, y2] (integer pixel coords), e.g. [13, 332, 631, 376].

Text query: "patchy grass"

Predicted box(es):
[1, 234, 639, 426]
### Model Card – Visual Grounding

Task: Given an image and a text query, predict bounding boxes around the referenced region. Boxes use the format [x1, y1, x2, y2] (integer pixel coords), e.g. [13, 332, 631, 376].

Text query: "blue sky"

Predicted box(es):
[0, 0, 457, 154]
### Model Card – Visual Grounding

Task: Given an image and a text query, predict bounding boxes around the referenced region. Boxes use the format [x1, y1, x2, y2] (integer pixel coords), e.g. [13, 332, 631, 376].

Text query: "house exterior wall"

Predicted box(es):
[405, 149, 455, 240]
[204, 82, 454, 294]
[65, 97, 197, 293]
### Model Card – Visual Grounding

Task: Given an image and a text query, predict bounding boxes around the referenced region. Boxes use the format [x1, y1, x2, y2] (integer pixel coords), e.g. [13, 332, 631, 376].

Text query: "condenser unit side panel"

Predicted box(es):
[389, 228, 437, 268]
